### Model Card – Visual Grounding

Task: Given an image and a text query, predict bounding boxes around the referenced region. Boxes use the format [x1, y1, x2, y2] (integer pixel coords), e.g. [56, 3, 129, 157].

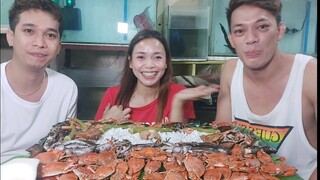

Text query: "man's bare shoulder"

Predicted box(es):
[307, 57, 317, 67]
[223, 58, 238, 66]
[218, 59, 239, 90]
[221, 59, 238, 78]
[304, 57, 317, 81]
[303, 57, 317, 96]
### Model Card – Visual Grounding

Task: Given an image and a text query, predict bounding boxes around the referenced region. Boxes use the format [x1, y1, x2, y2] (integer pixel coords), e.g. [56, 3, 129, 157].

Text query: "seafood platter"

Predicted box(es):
[25, 118, 302, 180]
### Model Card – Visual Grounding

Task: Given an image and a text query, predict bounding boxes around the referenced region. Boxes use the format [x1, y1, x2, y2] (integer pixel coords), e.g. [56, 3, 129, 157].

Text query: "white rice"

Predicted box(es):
[96, 128, 210, 145]
[159, 131, 209, 143]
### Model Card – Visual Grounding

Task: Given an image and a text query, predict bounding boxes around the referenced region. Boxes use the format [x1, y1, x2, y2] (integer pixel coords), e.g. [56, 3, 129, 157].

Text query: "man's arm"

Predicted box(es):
[308, 59, 317, 123]
[304, 58, 317, 180]
[310, 169, 317, 180]
[214, 60, 237, 123]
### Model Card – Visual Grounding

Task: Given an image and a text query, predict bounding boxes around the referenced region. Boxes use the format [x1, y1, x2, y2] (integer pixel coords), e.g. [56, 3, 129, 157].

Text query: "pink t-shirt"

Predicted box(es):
[94, 83, 195, 124]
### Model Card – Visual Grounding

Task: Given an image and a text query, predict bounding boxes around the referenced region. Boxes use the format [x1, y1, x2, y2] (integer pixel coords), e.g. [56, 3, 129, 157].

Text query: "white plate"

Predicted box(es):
[1, 158, 39, 180]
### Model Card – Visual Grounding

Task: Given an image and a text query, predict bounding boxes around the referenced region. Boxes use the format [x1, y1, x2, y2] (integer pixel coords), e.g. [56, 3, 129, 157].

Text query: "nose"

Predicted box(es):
[33, 34, 47, 48]
[145, 58, 155, 68]
[245, 29, 259, 45]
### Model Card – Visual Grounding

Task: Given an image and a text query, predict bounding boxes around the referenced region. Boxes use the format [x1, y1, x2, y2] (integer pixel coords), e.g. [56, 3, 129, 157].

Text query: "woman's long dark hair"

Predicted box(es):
[115, 29, 173, 123]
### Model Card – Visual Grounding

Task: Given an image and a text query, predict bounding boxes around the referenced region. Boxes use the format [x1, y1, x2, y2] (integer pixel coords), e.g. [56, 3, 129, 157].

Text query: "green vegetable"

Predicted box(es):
[272, 154, 304, 180]
[191, 127, 220, 133]
[99, 128, 106, 134]
[64, 123, 76, 141]
[278, 176, 303, 180]
[101, 124, 130, 131]
[70, 118, 88, 131]
[128, 127, 173, 134]
[138, 170, 144, 180]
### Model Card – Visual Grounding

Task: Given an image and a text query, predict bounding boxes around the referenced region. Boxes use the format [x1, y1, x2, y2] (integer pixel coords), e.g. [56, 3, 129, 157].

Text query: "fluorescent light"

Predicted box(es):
[117, 22, 128, 34]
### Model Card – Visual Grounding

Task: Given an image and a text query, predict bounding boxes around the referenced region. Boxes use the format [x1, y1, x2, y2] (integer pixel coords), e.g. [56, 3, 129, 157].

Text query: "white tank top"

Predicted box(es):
[230, 54, 317, 179]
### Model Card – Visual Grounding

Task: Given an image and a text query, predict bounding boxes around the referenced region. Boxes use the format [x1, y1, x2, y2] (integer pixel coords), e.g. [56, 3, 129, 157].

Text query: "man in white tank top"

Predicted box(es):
[215, 0, 317, 179]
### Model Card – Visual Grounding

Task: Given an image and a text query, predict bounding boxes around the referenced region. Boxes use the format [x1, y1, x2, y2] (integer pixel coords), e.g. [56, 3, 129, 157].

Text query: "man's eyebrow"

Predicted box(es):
[256, 17, 269, 23]
[21, 23, 35, 28]
[231, 18, 270, 28]
[21, 23, 59, 34]
[48, 28, 59, 34]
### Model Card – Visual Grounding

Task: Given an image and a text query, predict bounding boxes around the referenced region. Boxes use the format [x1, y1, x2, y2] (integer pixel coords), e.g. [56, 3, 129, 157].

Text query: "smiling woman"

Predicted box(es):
[94, 29, 219, 124]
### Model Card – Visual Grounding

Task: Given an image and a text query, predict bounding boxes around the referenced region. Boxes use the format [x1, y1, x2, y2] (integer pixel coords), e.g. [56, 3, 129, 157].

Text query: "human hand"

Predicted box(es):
[175, 84, 220, 101]
[102, 103, 131, 122]
[170, 84, 219, 123]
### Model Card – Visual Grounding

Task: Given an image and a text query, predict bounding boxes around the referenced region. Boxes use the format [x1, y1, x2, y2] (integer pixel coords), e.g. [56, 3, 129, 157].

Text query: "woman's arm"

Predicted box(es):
[170, 84, 220, 123]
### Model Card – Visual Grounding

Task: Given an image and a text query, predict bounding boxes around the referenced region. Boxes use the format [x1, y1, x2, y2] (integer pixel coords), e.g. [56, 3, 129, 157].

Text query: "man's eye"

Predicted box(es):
[234, 29, 244, 35]
[47, 33, 57, 39]
[155, 56, 163, 60]
[258, 24, 269, 30]
[24, 29, 33, 33]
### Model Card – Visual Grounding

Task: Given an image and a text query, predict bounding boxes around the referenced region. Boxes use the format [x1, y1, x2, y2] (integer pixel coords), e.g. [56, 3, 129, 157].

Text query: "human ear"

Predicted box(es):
[6, 29, 14, 47]
[277, 22, 286, 41]
[228, 34, 235, 48]
[56, 42, 61, 55]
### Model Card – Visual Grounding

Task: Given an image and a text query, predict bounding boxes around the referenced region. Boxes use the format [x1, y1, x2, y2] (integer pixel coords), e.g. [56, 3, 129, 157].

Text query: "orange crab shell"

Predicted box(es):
[143, 172, 166, 180]
[127, 158, 145, 175]
[183, 154, 206, 179]
[144, 160, 162, 174]
[37, 160, 76, 178]
[88, 161, 116, 180]
[34, 150, 66, 165]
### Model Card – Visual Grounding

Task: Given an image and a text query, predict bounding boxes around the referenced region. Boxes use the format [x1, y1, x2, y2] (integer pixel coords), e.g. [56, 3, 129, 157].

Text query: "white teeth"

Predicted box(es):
[142, 72, 156, 77]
